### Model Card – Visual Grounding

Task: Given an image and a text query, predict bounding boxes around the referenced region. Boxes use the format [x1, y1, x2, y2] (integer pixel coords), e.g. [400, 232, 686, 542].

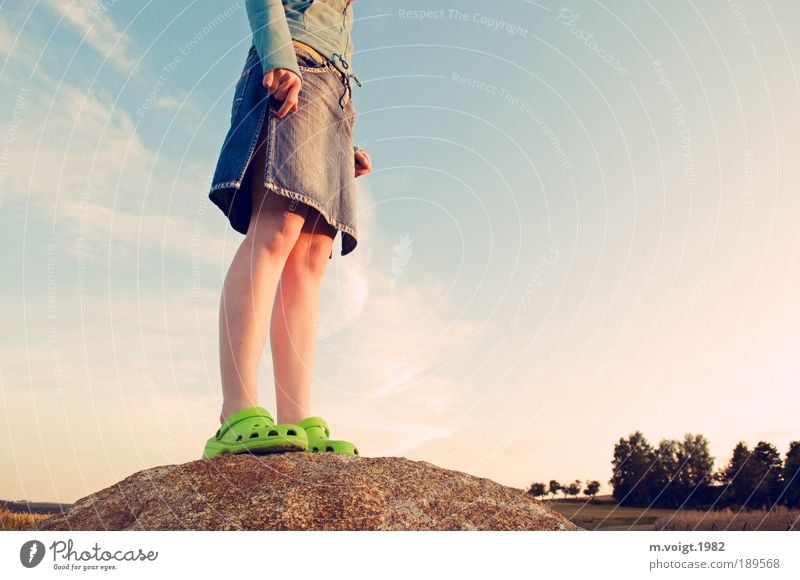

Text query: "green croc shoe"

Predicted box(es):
[297, 416, 359, 455]
[202, 406, 308, 459]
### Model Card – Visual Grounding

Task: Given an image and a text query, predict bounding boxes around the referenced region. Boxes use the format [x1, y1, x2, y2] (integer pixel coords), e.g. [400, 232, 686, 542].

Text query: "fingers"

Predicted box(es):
[354, 150, 373, 178]
[354, 153, 365, 178]
[263, 70, 275, 91]
[276, 81, 300, 119]
[358, 150, 372, 171]
[272, 76, 293, 101]
[263, 69, 302, 119]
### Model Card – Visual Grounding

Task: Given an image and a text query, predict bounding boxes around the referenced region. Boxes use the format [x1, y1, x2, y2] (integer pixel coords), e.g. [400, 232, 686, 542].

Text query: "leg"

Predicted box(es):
[271, 206, 337, 424]
[218, 118, 309, 424]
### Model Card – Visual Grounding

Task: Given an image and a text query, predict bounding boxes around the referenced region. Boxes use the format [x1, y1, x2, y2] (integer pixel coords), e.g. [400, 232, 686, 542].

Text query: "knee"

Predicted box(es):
[306, 238, 333, 280]
[247, 218, 304, 260]
[285, 236, 332, 283]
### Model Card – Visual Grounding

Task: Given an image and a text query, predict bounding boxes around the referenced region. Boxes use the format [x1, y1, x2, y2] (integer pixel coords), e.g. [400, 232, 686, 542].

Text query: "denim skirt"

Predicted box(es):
[208, 44, 358, 257]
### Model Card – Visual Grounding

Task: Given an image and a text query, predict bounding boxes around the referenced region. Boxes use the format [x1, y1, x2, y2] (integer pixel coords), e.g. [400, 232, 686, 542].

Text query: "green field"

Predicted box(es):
[546, 496, 673, 530]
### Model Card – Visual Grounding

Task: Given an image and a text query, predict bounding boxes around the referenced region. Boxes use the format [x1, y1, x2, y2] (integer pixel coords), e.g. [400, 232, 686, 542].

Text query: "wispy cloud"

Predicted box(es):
[42, 0, 137, 71]
[0, 56, 227, 268]
[0, 15, 16, 57]
[311, 184, 481, 457]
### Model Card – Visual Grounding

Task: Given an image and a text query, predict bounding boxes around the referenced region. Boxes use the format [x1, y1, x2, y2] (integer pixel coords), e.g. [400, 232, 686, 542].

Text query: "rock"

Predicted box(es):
[33, 454, 582, 531]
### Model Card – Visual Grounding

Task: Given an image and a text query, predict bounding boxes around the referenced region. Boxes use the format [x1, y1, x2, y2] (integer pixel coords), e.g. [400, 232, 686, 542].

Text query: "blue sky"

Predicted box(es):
[2, 0, 800, 503]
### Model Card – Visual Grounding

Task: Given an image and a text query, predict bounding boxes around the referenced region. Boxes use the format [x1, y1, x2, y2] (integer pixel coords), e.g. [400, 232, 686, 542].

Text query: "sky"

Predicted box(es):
[1, 0, 799, 504]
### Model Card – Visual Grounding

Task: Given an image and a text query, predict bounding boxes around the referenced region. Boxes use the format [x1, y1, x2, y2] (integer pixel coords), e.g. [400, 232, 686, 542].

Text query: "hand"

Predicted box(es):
[355, 148, 372, 178]
[263, 68, 301, 119]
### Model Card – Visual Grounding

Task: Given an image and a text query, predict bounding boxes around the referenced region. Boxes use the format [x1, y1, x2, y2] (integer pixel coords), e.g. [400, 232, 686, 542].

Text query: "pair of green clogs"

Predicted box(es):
[202, 406, 359, 459]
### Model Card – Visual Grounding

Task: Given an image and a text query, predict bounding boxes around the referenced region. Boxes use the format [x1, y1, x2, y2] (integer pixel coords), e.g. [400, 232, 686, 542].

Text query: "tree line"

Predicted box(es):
[527, 432, 800, 509]
[527, 479, 602, 501]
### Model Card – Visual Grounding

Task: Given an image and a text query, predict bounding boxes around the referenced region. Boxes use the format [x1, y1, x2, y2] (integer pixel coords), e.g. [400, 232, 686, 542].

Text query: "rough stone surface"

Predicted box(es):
[33, 454, 583, 531]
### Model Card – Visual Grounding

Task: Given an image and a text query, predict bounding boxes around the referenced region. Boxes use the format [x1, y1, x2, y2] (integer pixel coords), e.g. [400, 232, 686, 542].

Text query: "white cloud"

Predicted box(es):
[0, 58, 228, 268]
[42, 0, 137, 71]
[0, 15, 16, 56]
[310, 184, 481, 457]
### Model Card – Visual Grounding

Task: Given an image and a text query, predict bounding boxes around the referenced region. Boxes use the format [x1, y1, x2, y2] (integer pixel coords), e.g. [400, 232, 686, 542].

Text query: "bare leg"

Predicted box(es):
[271, 207, 337, 425]
[218, 119, 309, 425]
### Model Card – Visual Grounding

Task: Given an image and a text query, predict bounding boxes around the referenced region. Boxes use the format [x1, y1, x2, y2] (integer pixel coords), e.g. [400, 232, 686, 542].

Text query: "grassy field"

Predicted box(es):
[546, 497, 674, 530]
[545, 496, 800, 531]
[655, 506, 799, 531]
[0, 508, 49, 531]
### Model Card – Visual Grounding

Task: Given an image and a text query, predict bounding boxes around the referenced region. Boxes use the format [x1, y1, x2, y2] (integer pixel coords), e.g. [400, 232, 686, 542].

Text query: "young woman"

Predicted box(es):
[202, 0, 371, 458]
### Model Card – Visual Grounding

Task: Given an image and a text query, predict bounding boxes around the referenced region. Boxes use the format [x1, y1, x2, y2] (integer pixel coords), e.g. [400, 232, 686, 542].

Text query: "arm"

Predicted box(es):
[245, 0, 301, 80]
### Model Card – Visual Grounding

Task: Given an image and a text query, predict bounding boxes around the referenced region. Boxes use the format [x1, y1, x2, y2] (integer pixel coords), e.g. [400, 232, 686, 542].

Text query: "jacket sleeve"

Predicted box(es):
[245, 0, 301, 79]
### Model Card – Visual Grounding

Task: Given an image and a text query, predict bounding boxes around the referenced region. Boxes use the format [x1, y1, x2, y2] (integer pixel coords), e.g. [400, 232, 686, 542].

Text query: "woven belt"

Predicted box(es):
[292, 40, 344, 80]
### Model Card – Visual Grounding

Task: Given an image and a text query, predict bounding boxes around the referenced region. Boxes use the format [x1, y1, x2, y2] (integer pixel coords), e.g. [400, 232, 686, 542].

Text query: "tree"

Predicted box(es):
[527, 482, 547, 499]
[782, 441, 800, 508]
[750, 441, 783, 508]
[548, 480, 561, 500]
[644, 434, 715, 509]
[722, 442, 759, 507]
[566, 481, 581, 499]
[610, 431, 656, 506]
[584, 480, 601, 501]
[679, 434, 715, 487]
[650, 439, 681, 508]
[674, 433, 715, 506]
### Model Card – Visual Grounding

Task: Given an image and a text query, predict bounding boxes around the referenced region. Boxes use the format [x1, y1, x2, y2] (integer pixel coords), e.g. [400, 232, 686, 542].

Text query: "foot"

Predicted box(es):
[297, 416, 359, 455]
[202, 406, 308, 458]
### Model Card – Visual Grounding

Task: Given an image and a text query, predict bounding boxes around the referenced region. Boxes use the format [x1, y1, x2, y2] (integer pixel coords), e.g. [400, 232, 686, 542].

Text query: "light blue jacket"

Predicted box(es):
[244, 0, 357, 85]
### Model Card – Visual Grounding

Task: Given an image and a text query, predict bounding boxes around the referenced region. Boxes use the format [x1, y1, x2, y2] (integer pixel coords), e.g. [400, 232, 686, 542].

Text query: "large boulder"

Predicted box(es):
[34, 454, 582, 531]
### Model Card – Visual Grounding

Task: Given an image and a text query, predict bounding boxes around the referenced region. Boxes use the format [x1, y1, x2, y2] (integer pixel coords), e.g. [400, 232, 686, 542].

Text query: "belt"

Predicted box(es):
[292, 40, 344, 81]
